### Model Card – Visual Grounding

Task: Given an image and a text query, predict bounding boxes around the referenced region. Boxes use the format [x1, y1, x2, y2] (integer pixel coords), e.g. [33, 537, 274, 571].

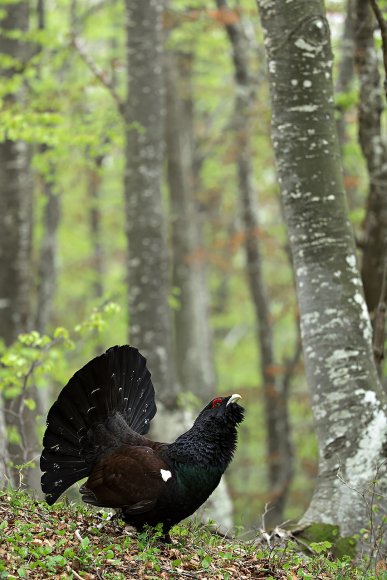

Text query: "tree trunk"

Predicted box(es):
[354, 0, 387, 328]
[88, 155, 105, 355]
[0, 1, 41, 490]
[256, 0, 387, 540]
[124, 0, 178, 408]
[35, 174, 60, 334]
[217, 0, 293, 527]
[335, 0, 355, 151]
[165, 50, 216, 401]
[35, 1, 60, 336]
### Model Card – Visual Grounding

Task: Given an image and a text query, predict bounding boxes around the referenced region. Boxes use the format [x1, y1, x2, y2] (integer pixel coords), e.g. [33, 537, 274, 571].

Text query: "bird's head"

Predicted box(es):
[191, 394, 244, 467]
[169, 393, 244, 468]
[194, 394, 244, 428]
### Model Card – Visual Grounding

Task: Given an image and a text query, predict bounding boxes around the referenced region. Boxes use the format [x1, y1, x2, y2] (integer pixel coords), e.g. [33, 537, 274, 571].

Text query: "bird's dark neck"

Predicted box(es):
[167, 420, 238, 469]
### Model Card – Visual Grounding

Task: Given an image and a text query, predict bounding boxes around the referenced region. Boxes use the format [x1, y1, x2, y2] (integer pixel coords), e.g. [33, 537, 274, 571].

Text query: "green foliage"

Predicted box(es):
[0, 303, 120, 479]
[74, 302, 121, 335]
[335, 89, 358, 111]
[298, 523, 357, 559]
[0, 331, 69, 401]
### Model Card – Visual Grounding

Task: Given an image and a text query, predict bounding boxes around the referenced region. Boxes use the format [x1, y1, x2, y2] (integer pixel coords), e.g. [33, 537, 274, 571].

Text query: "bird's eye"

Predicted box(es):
[211, 398, 223, 408]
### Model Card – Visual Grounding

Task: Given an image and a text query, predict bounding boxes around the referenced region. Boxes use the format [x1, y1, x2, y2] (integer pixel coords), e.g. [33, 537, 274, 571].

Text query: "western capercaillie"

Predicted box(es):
[40, 345, 244, 540]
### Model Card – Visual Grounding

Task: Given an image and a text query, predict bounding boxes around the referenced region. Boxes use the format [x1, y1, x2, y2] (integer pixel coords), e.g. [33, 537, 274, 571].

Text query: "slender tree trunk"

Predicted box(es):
[124, 0, 177, 407]
[256, 0, 387, 540]
[0, 1, 41, 490]
[88, 155, 105, 354]
[335, 0, 357, 207]
[217, 0, 293, 527]
[165, 51, 216, 401]
[35, 175, 60, 334]
[335, 0, 355, 150]
[89, 166, 104, 303]
[35, 1, 60, 336]
[0, 138, 33, 487]
[354, 0, 387, 330]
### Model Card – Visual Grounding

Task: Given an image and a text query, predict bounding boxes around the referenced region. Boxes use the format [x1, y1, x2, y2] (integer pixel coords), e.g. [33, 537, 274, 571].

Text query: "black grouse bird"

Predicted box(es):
[40, 345, 244, 540]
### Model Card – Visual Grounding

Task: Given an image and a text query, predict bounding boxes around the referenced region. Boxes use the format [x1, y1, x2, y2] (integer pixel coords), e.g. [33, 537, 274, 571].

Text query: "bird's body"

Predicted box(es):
[40, 346, 244, 539]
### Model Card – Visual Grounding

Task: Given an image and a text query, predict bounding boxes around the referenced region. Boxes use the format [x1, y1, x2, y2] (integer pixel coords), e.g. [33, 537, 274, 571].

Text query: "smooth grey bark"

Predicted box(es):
[124, 0, 178, 408]
[256, 0, 387, 538]
[354, 0, 387, 326]
[165, 51, 216, 401]
[216, 0, 293, 527]
[0, 1, 41, 490]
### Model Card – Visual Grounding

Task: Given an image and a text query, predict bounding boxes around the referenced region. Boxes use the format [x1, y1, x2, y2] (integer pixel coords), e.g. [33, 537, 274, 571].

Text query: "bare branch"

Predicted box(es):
[70, 35, 124, 117]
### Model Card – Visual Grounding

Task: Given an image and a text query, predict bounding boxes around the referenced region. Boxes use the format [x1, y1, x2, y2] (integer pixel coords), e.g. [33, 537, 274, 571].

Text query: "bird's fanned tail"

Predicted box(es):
[40, 345, 156, 504]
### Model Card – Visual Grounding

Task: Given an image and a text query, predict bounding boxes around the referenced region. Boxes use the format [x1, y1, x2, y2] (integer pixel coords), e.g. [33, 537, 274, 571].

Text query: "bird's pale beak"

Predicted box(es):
[226, 393, 242, 406]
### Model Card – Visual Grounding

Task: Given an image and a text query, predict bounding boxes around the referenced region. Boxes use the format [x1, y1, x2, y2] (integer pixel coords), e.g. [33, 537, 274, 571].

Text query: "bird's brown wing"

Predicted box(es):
[80, 445, 172, 510]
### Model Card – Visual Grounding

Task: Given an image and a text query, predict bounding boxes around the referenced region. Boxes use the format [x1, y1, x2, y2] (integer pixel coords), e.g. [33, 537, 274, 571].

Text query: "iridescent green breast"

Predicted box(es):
[173, 463, 223, 507]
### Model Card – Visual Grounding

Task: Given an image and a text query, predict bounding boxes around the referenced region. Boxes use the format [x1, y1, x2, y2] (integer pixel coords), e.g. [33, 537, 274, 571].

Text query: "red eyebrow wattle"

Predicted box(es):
[212, 397, 223, 408]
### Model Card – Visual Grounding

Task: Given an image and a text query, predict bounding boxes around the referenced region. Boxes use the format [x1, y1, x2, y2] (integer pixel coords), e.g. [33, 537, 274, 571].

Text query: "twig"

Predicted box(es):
[18, 337, 62, 415]
[160, 566, 198, 578]
[259, 503, 274, 547]
[369, 0, 387, 98]
[70, 35, 125, 117]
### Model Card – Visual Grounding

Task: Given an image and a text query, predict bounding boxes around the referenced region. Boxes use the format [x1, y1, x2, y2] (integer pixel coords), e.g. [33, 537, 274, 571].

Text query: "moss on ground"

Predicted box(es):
[295, 523, 357, 559]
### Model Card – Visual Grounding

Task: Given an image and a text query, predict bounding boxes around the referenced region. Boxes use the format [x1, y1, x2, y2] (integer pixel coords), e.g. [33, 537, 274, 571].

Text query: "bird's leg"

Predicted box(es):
[163, 532, 172, 544]
[96, 510, 116, 530]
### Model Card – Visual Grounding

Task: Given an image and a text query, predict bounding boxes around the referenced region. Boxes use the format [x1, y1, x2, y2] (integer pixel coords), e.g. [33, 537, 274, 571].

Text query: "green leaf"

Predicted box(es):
[81, 536, 90, 550]
[171, 558, 182, 567]
[201, 554, 212, 568]
[53, 327, 69, 340]
[24, 398, 36, 411]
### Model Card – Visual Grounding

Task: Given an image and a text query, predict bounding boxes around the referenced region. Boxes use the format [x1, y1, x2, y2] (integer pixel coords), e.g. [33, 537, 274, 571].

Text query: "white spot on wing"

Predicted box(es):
[160, 469, 172, 482]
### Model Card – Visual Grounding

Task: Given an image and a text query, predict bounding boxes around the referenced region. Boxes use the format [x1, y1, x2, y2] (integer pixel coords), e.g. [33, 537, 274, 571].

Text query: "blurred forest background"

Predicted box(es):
[0, 0, 386, 534]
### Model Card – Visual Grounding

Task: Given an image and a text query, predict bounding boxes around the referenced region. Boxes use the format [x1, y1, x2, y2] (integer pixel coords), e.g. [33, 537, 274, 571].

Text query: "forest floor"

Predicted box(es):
[0, 489, 384, 579]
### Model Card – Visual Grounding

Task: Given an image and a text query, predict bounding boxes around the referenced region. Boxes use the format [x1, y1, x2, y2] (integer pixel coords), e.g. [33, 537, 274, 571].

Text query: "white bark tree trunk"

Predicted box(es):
[256, 0, 387, 539]
[216, 0, 294, 528]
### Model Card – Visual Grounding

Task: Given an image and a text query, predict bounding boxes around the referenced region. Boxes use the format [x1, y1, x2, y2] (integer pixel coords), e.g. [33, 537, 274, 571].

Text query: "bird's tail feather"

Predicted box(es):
[40, 345, 156, 504]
